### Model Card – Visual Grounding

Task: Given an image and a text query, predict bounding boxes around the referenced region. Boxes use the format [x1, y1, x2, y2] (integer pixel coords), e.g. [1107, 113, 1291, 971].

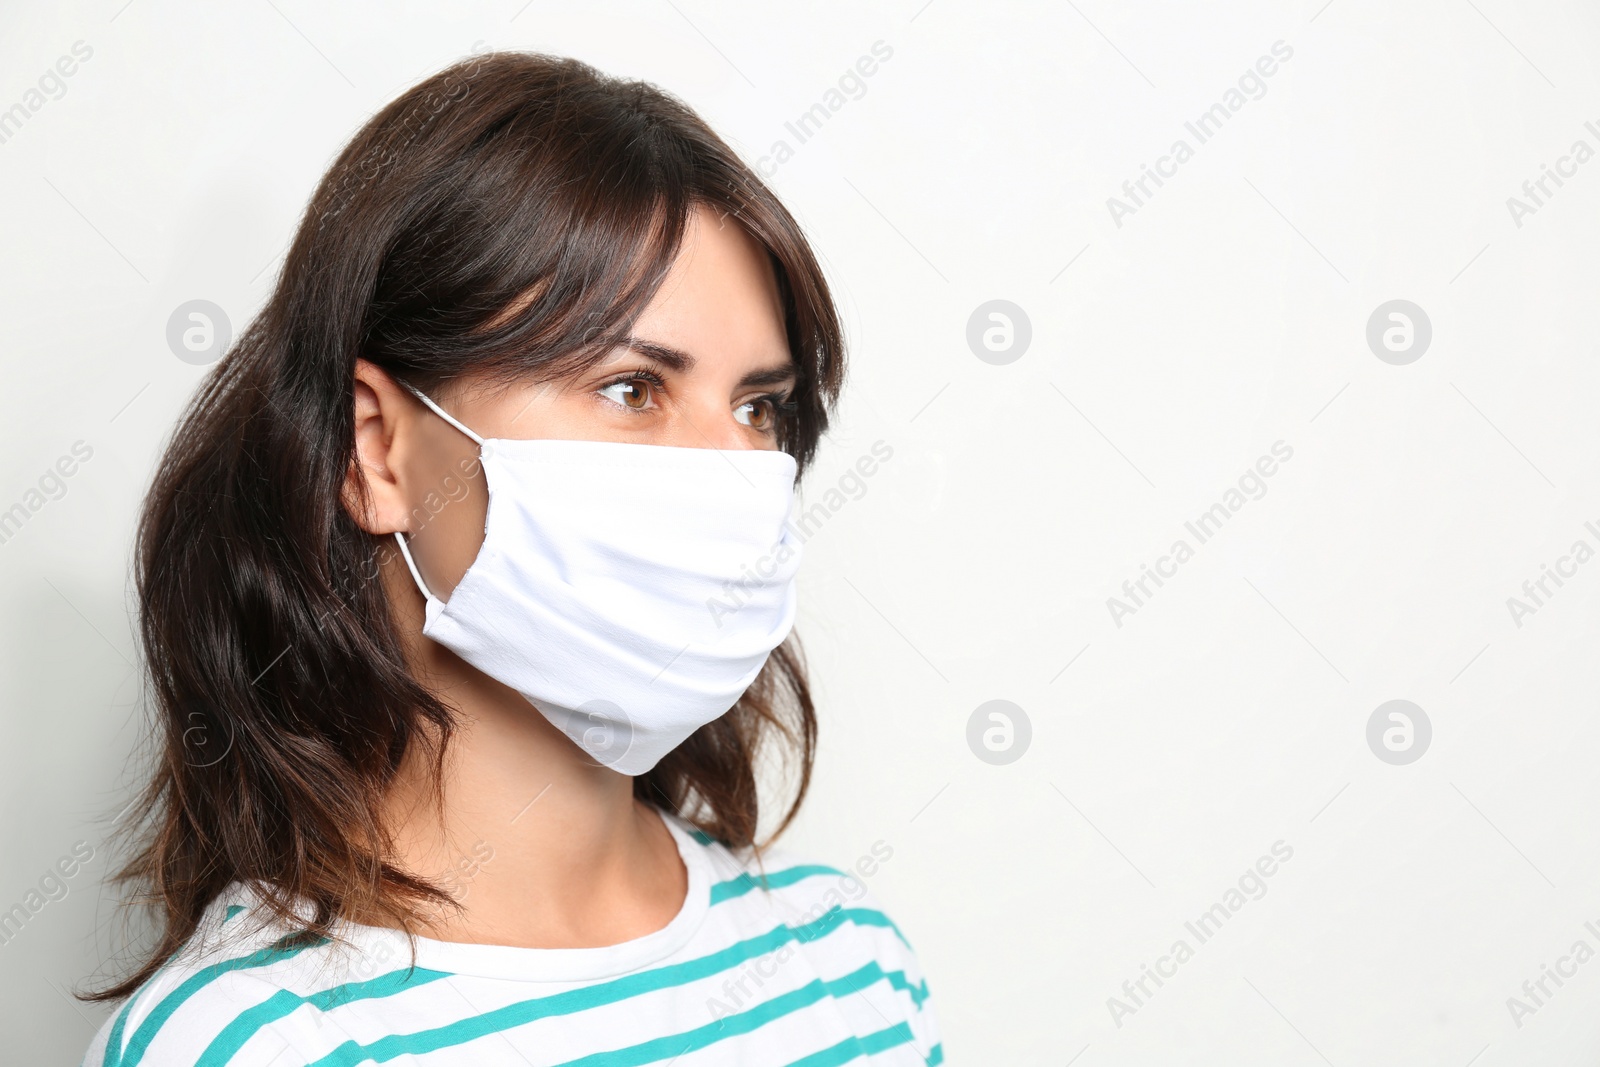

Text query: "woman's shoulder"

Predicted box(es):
[673, 812, 903, 920]
[695, 823, 906, 931]
[80, 883, 366, 1067]
[666, 811, 943, 1060]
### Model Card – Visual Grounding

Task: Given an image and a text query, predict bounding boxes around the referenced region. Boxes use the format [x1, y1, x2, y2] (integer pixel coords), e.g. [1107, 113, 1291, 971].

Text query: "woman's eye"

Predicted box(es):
[735, 398, 776, 431]
[599, 378, 653, 411]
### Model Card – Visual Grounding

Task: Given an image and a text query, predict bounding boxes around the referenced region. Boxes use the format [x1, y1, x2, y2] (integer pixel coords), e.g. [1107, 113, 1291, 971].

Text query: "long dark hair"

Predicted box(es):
[85, 50, 844, 1002]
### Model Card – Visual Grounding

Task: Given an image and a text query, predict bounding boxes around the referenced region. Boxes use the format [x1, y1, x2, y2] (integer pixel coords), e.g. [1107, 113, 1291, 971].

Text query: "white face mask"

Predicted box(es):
[389, 381, 803, 776]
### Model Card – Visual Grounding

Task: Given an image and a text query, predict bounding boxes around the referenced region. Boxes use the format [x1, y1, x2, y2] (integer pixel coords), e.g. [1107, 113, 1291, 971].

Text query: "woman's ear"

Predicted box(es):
[342, 358, 415, 534]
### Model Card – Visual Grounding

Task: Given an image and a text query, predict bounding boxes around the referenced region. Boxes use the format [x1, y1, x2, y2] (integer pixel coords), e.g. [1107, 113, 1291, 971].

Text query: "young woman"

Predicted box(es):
[79, 51, 941, 1066]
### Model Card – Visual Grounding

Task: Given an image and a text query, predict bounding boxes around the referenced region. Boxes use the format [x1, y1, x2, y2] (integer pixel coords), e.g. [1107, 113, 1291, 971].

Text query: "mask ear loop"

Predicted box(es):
[389, 379, 488, 607]
[391, 529, 439, 604]
[397, 381, 487, 448]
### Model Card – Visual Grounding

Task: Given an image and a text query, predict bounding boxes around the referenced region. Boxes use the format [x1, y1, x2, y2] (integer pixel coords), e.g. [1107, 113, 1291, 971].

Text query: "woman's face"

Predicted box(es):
[346, 202, 797, 602]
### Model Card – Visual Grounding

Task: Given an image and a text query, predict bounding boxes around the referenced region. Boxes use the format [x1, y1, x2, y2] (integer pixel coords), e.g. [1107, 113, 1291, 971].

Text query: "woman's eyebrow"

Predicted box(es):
[620, 336, 693, 370]
[620, 336, 796, 388]
[737, 365, 798, 389]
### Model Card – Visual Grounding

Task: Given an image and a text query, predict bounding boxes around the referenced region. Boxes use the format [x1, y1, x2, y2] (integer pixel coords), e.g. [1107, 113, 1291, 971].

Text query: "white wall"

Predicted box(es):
[4, 0, 1600, 1062]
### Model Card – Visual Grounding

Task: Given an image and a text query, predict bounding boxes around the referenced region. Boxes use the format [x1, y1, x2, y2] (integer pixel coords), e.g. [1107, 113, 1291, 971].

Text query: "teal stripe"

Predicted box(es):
[927, 1041, 944, 1065]
[686, 828, 717, 846]
[544, 959, 912, 1067]
[882, 966, 931, 1011]
[301, 906, 910, 1066]
[196, 965, 453, 1066]
[783, 1021, 915, 1067]
[97, 991, 142, 1067]
[118, 934, 329, 1067]
[710, 864, 847, 905]
[97, 902, 253, 1067]
[812, 902, 914, 953]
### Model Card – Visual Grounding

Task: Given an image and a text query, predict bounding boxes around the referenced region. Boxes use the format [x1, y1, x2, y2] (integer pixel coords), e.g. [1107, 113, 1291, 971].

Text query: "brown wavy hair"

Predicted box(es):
[84, 50, 844, 1002]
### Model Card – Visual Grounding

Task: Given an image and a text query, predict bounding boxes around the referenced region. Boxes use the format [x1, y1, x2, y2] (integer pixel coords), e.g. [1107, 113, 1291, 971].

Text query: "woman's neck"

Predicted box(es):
[375, 586, 688, 949]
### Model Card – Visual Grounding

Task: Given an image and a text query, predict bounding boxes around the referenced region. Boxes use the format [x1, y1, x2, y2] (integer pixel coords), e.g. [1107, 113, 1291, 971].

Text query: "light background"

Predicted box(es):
[3, 0, 1600, 1063]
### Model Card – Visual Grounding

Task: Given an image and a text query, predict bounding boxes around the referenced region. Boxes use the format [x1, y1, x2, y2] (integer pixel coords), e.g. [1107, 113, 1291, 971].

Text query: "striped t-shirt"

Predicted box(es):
[80, 806, 943, 1066]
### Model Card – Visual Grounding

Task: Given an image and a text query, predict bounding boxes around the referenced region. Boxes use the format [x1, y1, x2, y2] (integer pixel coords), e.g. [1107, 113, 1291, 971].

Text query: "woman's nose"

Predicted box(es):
[662, 397, 761, 451]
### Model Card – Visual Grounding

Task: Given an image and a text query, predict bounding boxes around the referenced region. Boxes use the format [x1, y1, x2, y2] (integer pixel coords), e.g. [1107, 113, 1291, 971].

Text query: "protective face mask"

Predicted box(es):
[389, 382, 803, 776]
